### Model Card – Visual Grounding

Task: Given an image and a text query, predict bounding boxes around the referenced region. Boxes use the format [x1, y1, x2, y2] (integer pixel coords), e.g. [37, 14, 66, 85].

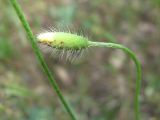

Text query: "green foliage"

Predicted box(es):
[152, 0, 160, 7]
[4, 82, 32, 97]
[27, 107, 53, 120]
[49, 3, 76, 25]
[0, 38, 12, 60]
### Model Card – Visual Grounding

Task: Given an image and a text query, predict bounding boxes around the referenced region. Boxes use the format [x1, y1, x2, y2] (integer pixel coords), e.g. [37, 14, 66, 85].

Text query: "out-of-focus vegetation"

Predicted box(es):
[0, 0, 160, 120]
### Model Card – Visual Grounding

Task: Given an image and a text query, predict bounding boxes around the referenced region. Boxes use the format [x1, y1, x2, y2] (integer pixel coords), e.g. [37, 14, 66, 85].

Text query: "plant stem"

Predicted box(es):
[89, 41, 142, 120]
[9, 0, 77, 120]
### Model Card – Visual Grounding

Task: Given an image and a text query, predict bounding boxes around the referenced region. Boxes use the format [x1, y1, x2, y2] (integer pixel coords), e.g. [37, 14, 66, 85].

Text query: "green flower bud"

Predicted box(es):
[37, 32, 89, 50]
[37, 32, 90, 61]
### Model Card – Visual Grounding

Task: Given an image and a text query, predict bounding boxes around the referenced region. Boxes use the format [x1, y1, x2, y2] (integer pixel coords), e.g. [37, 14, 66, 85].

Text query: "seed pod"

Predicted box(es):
[37, 32, 90, 61]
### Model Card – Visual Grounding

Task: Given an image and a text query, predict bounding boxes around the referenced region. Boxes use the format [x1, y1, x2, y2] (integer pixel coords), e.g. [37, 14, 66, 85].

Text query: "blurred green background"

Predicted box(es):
[0, 0, 160, 120]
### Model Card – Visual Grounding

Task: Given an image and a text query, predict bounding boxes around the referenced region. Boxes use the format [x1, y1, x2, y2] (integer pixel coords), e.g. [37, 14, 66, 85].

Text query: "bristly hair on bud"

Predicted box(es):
[37, 31, 91, 62]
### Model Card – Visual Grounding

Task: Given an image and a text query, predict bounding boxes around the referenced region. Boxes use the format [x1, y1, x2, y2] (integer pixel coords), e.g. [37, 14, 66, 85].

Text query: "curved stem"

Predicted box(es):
[89, 41, 142, 120]
[9, 0, 77, 120]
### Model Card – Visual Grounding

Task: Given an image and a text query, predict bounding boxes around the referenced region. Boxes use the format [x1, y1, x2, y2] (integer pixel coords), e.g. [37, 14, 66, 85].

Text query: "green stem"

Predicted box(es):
[9, 0, 77, 120]
[89, 41, 142, 120]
